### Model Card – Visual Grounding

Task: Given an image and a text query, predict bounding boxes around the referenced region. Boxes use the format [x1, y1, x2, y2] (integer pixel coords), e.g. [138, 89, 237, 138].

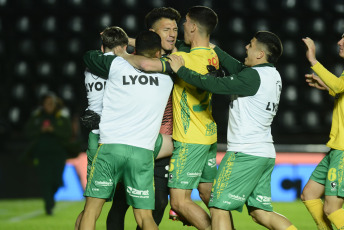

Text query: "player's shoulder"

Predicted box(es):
[171, 51, 188, 57]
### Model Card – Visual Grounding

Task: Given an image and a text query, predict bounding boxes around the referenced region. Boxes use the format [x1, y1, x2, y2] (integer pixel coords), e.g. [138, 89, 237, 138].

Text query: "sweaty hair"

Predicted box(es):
[145, 7, 181, 29]
[187, 6, 218, 35]
[254, 31, 283, 64]
[101, 26, 128, 49]
[135, 31, 162, 57]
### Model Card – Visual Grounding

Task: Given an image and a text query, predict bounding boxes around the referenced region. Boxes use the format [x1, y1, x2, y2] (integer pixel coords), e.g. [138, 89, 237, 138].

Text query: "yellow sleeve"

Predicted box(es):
[311, 62, 344, 94]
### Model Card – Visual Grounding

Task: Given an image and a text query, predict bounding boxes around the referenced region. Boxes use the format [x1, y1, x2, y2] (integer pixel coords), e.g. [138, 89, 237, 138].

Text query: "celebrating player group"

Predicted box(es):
[75, 5, 344, 230]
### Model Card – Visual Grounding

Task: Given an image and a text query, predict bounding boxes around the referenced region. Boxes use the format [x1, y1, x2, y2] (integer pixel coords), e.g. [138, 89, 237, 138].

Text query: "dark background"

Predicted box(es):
[0, 0, 343, 198]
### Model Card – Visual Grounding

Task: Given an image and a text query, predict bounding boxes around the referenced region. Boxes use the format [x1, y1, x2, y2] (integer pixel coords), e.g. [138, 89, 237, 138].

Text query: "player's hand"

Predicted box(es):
[305, 73, 328, 91]
[168, 54, 185, 73]
[80, 110, 100, 130]
[302, 37, 318, 66]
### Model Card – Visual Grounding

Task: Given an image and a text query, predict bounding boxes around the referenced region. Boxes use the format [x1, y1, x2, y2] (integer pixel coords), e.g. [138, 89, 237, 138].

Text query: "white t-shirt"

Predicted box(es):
[99, 57, 173, 150]
[84, 52, 113, 134]
[227, 66, 282, 158]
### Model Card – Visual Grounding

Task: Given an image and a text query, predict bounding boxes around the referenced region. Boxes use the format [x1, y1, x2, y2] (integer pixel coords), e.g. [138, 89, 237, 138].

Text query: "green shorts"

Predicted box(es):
[168, 141, 217, 189]
[310, 149, 344, 197]
[86, 132, 100, 179]
[84, 143, 155, 209]
[153, 133, 163, 160]
[208, 152, 275, 213]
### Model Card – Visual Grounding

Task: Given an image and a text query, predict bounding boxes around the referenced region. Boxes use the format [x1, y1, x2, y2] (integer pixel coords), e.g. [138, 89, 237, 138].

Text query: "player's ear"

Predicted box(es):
[149, 28, 155, 32]
[155, 50, 161, 58]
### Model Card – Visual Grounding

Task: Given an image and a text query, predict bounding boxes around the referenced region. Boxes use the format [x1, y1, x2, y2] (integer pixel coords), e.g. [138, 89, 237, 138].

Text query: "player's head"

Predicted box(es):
[135, 31, 162, 58]
[183, 6, 218, 44]
[145, 7, 181, 54]
[245, 31, 283, 66]
[100, 26, 128, 52]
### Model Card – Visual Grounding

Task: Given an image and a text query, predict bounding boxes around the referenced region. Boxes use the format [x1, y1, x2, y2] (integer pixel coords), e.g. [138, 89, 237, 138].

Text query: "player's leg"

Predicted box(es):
[301, 179, 332, 230]
[322, 149, 344, 229]
[198, 142, 217, 206]
[106, 183, 129, 230]
[151, 157, 170, 226]
[155, 134, 173, 160]
[249, 207, 295, 230]
[210, 207, 233, 230]
[168, 141, 212, 230]
[246, 156, 296, 230]
[324, 195, 344, 229]
[79, 197, 106, 230]
[133, 208, 158, 230]
[170, 188, 211, 230]
[124, 145, 157, 230]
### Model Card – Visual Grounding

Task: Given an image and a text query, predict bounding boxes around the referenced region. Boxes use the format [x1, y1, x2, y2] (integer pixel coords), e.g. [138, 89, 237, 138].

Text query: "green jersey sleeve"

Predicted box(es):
[214, 46, 246, 74]
[176, 66, 260, 96]
[83, 50, 117, 79]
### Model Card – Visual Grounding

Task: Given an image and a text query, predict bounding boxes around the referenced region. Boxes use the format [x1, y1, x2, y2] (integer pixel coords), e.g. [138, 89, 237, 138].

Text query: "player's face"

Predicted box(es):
[151, 18, 178, 54]
[338, 36, 344, 58]
[244, 38, 261, 67]
[43, 97, 56, 114]
[183, 15, 193, 45]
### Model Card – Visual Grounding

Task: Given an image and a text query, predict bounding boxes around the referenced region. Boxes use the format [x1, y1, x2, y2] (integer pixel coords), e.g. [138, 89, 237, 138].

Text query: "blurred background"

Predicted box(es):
[0, 0, 343, 201]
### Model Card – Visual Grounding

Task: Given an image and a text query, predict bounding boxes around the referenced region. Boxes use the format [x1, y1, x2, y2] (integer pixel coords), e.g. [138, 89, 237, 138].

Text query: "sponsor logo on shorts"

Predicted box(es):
[256, 195, 271, 205]
[95, 179, 113, 187]
[208, 158, 216, 168]
[228, 194, 246, 202]
[187, 172, 202, 177]
[169, 173, 173, 181]
[127, 186, 150, 198]
[92, 188, 99, 191]
[223, 201, 231, 205]
[181, 181, 189, 184]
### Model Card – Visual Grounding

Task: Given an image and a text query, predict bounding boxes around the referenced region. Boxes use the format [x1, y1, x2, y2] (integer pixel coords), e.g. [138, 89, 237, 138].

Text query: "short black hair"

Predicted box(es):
[145, 7, 181, 29]
[254, 31, 283, 64]
[135, 31, 162, 57]
[101, 26, 128, 49]
[187, 6, 218, 35]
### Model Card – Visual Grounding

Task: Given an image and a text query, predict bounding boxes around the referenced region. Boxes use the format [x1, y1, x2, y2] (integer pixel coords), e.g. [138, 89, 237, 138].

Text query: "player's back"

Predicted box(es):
[172, 47, 219, 145]
[100, 57, 173, 151]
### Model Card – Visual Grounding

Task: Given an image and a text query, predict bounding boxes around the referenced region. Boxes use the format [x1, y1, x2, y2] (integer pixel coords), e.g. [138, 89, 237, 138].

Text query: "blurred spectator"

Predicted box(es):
[24, 92, 72, 215]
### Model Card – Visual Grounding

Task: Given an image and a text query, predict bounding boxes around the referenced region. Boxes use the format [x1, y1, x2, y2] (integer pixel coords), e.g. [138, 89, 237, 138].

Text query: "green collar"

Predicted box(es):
[190, 47, 211, 52]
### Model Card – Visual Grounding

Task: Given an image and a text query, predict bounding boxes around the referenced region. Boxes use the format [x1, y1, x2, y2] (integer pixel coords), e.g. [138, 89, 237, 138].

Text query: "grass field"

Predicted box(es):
[0, 199, 321, 229]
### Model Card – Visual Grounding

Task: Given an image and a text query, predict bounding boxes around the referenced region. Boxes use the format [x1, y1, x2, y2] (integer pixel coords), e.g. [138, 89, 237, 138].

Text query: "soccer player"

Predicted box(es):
[120, 6, 220, 230]
[301, 36, 344, 230]
[106, 7, 182, 229]
[77, 30, 173, 230]
[168, 31, 297, 230]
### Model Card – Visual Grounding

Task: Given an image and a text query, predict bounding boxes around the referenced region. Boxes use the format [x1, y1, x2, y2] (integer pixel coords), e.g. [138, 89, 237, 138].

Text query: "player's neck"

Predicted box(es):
[190, 36, 210, 48]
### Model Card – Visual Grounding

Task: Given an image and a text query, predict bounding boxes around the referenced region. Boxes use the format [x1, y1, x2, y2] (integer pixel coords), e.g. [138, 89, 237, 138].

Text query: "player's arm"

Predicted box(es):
[119, 53, 172, 73]
[83, 50, 116, 79]
[311, 62, 344, 96]
[213, 46, 246, 75]
[169, 55, 259, 96]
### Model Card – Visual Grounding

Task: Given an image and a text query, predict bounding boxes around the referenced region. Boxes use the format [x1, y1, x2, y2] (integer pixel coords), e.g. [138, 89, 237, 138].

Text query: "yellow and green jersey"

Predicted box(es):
[312, 62, 344, 151]
[172, 47, 219, 144]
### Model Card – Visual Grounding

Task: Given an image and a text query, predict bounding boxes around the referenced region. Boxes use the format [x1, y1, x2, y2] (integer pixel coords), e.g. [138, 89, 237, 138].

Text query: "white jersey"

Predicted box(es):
[227, 66, 282, 158]
[99, 57, 173, 150]
[85, 52, 113, 134]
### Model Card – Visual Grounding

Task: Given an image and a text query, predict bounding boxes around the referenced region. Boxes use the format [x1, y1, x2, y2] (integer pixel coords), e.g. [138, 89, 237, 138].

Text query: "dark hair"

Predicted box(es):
[254, 31, 283, 64]
[101, 26, 128, 49]
[135, 31, 162, 57]
[187, 6, 218, 35]
[145, 7, 181, 29]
